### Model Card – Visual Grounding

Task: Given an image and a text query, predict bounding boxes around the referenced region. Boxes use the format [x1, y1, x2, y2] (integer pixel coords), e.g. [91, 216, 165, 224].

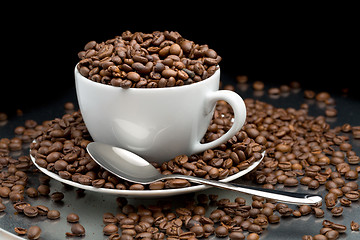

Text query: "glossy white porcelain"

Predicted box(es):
[75, 66, 246, 164]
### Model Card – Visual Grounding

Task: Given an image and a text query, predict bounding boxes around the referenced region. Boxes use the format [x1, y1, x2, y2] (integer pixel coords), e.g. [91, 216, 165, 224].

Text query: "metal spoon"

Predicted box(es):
[87, 142, 322, 205]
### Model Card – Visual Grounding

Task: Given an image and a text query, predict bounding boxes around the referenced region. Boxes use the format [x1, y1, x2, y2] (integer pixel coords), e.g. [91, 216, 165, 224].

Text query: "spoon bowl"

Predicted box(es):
[87, 142, 322, 205]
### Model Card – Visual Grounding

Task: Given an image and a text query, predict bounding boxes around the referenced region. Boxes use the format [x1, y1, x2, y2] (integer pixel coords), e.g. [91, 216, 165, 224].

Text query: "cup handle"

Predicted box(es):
[192, 90, 247, 154]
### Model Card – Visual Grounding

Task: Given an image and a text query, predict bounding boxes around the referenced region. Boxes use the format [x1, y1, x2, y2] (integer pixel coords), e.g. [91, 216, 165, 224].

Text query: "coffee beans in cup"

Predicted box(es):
[77, 30, 221, 88]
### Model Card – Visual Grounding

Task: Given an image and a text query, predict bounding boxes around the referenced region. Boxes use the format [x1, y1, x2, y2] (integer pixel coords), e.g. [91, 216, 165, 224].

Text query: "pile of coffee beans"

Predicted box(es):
[1, 75, 360, 239]
[77, 30, 221, 88]
[27, 103, 265, 191]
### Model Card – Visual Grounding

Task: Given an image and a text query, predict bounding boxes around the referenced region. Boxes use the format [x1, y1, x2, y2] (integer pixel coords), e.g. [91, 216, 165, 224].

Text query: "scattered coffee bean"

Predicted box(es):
[27, 226, 41, 240]
[103, 224, 118, 236]
[312, 207, 325, 218]
[215, 225, 228, 237]
[316, 92, 331, 102]
[229, 231, 245, 240]
[302, 235, 314, 240]
[14, 227, 27, 235]
[252, 81, 264, 91]
[350, 221, 359, 231]
[50, 191, 64, 201]
[67, 213, 80, 223]
[247, 232, 260, 240]
[330, 207, 343, 217]
[313, 234, 328, 240]
[23, 206, 38, 218]
[66, 223, 86, 237]
[47, 209, 60, 220]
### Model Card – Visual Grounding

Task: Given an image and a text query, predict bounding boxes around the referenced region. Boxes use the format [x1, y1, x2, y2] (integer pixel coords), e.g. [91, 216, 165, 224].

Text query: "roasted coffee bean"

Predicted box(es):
[66, 223, 86, 237]
[253, 81, 264, 91]
[278, 207, 293, 217]
[37, 185, 50, 196]
[313, 207, 325, 218]
[298, 205, 312, 216]
[50, 191, 64, 201]
[25, 187, 38, 198]
[36, 205, 49, 216]
[313, 234, 328, 240]
[0, 186, 11, 197]
[268, 214, 280, 224]
[247, 233, 260, 240]
[228, 231, 245, 240]
[345, 190, 360, 201]
[47, 209, 60, 220]
[330, 207, 343, 217]
[215, 225, 228, 238]
[350, 221, 359, 231]
[14, 227, 27, 235]
[302, 235, 314, 240]
[27, 226, 41, 240]
[283, 177, 298, 187]
[325, 229, 339, 240]
[67, 213, 80, 223]
[103, 224, 118, 236]
[190, 225, 205, 238]
[308, 179, 320, 189]
[23, 206, 38, 217]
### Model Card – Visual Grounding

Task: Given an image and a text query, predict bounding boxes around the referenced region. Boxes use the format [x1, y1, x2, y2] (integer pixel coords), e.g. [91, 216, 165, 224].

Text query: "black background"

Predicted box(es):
[1, 6, 357, 116]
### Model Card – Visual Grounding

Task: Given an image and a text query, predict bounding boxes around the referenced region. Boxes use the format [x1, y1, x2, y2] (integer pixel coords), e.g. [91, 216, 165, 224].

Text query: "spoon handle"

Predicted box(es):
[164, 174, 322, 205]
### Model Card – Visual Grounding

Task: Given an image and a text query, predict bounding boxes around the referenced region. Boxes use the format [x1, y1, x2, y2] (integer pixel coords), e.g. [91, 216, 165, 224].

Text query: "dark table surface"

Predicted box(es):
[1, 72, 359, 239]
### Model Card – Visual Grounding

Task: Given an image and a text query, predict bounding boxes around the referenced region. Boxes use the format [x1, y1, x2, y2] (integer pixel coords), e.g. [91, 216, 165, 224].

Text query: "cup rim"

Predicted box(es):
[75, 63, 220, 92]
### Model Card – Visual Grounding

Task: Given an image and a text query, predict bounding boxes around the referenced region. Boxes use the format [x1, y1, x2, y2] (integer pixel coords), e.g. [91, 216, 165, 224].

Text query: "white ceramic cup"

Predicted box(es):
[75, 66, 246, 164]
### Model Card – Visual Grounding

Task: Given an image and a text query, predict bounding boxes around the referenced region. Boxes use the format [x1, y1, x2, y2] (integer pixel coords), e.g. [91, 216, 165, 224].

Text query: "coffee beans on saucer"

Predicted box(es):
[77, 30, 221, 88]
[29, 102, 264, 191]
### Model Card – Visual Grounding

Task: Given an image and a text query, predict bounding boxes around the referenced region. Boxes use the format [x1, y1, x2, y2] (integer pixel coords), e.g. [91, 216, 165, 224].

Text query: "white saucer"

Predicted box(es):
[30, 149, 264, 198]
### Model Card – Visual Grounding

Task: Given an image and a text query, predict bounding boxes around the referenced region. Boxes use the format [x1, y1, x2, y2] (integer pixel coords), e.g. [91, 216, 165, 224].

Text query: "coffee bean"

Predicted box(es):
[23, 206, 38, 217]
[252, 81, 264, 91]
[313, 234, 327, 240]
[247, 233, 260, 240]
[316, 92, 331, 102]
[103, 224, 118, 236]
[298, 205, 312, 216]
[47, 209, 60, 220]
[14, 227, 27, 235]
[351, 221, 359, 231]
[330, 207, 343, 217]
[67, 213, 80, 223]
[313, 207, 324, 218]
[308, 180, 320, 189]
[27, 226, 41, 240]
[50, 191, 64, 201]
[268, 87, 281, 95]
[229, 231, 245, 240]
[325, 230, 339, 240]
[302, 235, 314, 240]
[189, 225, 205, 238]
[283, 177, 298, 187]
[325, 108, 337, 117]
[37, 185, 50, 196]
[345, 190, 360, 201]
[66, 223, 86, 237]
[215, 225, 228, 237]
[267, 214, 280, 224]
